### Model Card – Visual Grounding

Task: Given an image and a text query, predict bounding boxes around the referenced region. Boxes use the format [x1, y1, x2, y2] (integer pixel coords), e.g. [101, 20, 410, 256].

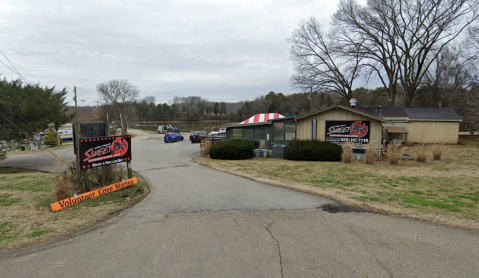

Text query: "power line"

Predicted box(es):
[0, 47, 65, 127]
[0, 112, 24, 132]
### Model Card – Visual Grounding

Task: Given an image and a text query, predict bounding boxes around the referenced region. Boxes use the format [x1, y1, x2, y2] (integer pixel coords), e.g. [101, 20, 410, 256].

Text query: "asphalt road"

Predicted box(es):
[1, 130, 479, 277]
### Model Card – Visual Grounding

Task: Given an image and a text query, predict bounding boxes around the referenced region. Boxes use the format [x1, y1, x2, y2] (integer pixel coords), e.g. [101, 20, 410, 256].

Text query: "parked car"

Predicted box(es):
[219, 127, 226, 133]
[189, 131, 207, 143]
[207, 131, 226, 141]
[157, 125, 169, 134]
[167, 127, 180, 133]
[164, 132, 184, 143]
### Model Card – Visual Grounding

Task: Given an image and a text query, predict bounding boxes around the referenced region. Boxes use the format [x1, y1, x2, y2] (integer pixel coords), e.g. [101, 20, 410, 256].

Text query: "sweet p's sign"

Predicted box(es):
[79, 135, 132, 169]
[325, 121, 370, 144]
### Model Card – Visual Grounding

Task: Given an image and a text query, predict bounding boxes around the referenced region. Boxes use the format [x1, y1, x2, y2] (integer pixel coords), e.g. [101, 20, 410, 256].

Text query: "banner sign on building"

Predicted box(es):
[325, 121, 370, 144]
[79, 135, 132, 169]
[51, 177, 138, 211]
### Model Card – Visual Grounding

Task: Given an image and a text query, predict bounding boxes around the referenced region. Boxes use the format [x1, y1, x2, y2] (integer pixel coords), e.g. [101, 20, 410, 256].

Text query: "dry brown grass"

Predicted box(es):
[433, 143, 443, 160]
[386, 143, 405, 164]
[365, 143, 377, 165]
[342, 143, 353, 163]
[54, 172, 74, 201]
[415, 144, 427, 162]
[196, 137, 479, 231]
[201, 139, 212, 157]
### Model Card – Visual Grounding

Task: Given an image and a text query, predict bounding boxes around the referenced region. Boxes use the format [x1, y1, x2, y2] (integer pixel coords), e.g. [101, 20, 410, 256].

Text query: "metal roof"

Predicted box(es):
[296, 105, 388, 122]
[355, 107, 409, 118]
[404, 108, 462, 121]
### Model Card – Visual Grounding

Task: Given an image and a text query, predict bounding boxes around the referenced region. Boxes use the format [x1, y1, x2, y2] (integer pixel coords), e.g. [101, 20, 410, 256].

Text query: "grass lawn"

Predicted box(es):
[196, 137, 479, 230]
[0, 168, 149, 251]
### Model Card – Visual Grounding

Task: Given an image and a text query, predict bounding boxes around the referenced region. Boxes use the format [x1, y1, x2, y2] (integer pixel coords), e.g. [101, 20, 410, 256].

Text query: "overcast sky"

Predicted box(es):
[0, 0, 344, 106]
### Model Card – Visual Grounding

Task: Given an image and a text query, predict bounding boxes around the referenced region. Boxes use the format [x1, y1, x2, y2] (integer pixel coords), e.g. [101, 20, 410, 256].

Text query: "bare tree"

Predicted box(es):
[333, 0, 478, 107]
[288, 17, 364, 100]
[418, 44, 477, 107]
[97, 79, 139, 125]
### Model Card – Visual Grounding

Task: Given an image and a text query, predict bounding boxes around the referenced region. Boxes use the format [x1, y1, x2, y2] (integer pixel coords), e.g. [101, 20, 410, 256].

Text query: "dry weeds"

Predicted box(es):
[201, 139, 212, 157]
[386, 143, 405, 164]
[415, 144, 427, 162]
[342, 142, 353, 163]
[433, 143, 443, 160]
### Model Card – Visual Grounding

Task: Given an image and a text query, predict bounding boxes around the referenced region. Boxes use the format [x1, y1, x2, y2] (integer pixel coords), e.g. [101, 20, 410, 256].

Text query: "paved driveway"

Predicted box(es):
[1, 130, 478, 277]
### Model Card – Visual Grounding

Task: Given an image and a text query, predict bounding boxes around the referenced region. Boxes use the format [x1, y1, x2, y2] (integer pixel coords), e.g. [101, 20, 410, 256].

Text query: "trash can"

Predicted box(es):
[21, 145, 25, 151]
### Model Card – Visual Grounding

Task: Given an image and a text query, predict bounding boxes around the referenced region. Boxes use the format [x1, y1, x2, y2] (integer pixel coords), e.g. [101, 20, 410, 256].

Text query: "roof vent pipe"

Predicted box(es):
[349, 98, 357, 108]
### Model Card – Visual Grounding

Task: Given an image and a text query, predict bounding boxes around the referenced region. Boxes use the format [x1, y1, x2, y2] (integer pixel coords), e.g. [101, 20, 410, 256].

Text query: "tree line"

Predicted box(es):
[0, 78, 71, 141]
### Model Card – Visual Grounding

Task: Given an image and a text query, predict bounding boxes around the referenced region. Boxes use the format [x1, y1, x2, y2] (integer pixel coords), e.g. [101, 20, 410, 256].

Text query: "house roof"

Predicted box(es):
[355, 107, 409, 118]
[296, 105, 388, 122]
[356, 107, 462, 122]
[404, 108, 462, 121]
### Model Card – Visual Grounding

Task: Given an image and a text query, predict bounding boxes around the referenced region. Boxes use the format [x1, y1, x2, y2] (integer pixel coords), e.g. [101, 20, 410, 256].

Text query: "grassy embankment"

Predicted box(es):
[0, 169, 148, 251]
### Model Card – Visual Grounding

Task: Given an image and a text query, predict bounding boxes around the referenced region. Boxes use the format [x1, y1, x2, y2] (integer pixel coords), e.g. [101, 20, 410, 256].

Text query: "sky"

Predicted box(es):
[0, 0, 343, 106]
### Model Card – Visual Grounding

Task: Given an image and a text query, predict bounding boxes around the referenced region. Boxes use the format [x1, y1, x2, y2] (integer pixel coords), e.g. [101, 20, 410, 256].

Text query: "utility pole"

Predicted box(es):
[74, 86, 89, 192]
[74, 86, 81, 191]
[310, 86, 313, 113]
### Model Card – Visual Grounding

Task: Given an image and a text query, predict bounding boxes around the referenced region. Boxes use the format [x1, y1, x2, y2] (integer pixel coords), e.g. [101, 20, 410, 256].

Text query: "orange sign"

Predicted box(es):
[51, 177, 138, 211]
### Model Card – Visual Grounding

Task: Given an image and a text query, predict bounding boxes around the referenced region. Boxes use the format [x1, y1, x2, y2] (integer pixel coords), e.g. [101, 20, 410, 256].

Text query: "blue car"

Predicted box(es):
[164, 132, 184, 143]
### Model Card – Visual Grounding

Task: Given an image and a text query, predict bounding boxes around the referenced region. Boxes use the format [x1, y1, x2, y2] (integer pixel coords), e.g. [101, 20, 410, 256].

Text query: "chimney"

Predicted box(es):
[349, 98, 357, 108]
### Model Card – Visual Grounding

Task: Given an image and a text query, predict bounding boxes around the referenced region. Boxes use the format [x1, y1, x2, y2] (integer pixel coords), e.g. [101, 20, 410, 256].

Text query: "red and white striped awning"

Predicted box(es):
[240, 113, 285, 124]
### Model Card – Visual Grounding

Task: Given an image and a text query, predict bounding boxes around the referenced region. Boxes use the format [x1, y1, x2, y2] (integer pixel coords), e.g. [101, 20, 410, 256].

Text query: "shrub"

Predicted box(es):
[432, 144, 443, 160]
[201, 139, 212, 157]
[44, 129, 58, 147]
[55, 171, 74, 201]
[365, 145, 376, 165]
[285, 139, 342, 161]
[416, 144, 427, 162]
[88, 164, 124, 188]
[210, 140, 255, 160]
[386, 143, 405, 164]
[342, 143, 353, 163]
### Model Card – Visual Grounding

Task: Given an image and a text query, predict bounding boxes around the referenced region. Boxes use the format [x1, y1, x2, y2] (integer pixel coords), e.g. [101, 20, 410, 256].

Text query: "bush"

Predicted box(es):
[88, 164, 125, 188]
[44, 129, 62, 147]
[432, 144, 443, 160]
[285, 139, 342, 161]
[416, 144, 427, 162]
[201, 139, 212, 157]
[386, 143, 405, 164]
[365, 145, 376, 165]
[210, 140, 255, 160]
[341, 143, 353, 163]
[55, 171, 75, 201]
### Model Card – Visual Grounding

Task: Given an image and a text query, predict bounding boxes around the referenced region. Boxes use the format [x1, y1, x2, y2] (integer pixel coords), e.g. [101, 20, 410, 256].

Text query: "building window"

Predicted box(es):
[273, 120, 296, 145]
[312, 119, 317, 140]
[244, 129, 254, 139]
[232, 128, 243, 139]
